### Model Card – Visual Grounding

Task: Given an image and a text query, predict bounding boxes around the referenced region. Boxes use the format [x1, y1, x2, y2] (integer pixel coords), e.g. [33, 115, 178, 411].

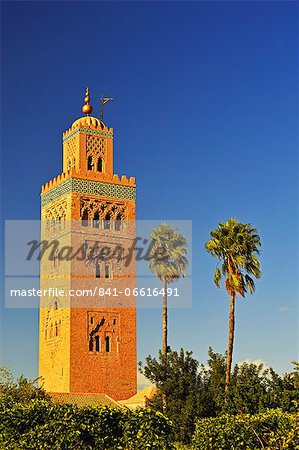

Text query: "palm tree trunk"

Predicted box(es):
[225, 293, 235, 394]
[161, 277, 168, 413]
[162, 276, 168, 359]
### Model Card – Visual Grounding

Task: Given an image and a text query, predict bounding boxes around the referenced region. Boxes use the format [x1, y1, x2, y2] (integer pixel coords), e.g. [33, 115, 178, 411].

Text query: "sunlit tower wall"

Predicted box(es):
[39, 90, 137, 400]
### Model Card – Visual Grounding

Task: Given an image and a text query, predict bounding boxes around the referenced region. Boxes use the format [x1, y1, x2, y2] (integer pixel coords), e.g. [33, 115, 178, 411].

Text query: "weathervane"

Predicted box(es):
[100, 94, 113, 122]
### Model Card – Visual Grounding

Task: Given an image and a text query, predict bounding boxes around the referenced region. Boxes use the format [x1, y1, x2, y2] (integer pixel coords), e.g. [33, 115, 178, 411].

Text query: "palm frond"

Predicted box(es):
[149, 223, 188, 282]
[245, 274, 255, 294]
[214, 268, 221, 288]
[205, 218, 262, 299]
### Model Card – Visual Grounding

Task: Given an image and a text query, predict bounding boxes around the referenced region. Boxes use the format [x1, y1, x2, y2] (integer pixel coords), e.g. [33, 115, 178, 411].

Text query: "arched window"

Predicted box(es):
[105, 336, 110, 352]
[87, 155, 93, 171]
[54, 299, 58, 310]
[89, 337, 93, 352]
[115, 214, 122, 231]
[104, 213, 111, 230]
[92, 211, 100, 229]
[82, 209, 89, 227]
[60, 214, 66, 230]
[96, 261, 101, 279]
[95, 335, 100, 352]
[55, 322, 58, 337]
[97, 157, 103, 172]
[105, 265, 110, 279]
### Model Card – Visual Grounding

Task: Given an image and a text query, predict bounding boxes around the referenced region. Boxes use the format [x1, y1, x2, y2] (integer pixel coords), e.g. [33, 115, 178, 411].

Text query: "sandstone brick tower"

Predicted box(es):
[39, 89, 137, 400]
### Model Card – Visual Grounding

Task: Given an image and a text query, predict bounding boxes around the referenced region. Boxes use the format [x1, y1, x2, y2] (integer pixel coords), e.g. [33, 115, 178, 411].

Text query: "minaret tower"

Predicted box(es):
[39, 89, 137, 400]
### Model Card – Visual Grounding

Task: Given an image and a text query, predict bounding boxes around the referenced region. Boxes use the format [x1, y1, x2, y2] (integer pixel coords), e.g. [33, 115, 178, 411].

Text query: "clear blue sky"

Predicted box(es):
[1, 1, 298, 381]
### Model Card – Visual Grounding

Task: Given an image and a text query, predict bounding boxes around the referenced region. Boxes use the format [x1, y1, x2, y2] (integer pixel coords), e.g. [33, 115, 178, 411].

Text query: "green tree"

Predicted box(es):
[205, 218, 261, 393]
[139, 349, 201, 443]
[287, 361, 299, 389]
[149, 224, 188, 359]
[0, 367, 50, 405]
[140, 349, 299, 444]
[229, 362, 283, 414]
[280, 361, 299, 412]
[199, 352, 295, 417]
[200, 348, 227, 416]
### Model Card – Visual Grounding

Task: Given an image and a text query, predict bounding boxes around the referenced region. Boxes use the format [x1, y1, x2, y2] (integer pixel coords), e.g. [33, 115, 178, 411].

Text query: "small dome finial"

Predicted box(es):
[82, 87, 93, 115]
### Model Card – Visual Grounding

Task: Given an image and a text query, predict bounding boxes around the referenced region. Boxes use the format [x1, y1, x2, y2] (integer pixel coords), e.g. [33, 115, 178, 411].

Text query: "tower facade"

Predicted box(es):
[39, 90, 137, 400]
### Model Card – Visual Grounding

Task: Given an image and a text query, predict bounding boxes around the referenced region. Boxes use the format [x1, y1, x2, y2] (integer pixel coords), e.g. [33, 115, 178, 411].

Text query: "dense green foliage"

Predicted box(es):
[0, 400, 174, 450]
[192, 409, 299, 449]
[201, 352, 299, 416]
[140, 348, 299, 444]
[1, 353, 298, 449]
[0, 368, 174, 449]
[140, 349, 202, 443]
[123, 408, 174, 449]
[0, 367, 50, 404]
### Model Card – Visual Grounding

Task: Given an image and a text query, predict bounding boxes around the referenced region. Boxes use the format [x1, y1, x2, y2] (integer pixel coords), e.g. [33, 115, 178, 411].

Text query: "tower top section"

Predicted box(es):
[41, 87, 136, 196]
[63, 115, 112, 140]
[63, 88, 113, 140]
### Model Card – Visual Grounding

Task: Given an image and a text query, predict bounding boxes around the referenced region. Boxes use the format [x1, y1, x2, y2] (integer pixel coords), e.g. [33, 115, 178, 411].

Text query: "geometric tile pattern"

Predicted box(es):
[41, 177, 136, 206]
[86, 136, 106, 157]
[63, 128, 113, 143]
[65, 138, 76, 170]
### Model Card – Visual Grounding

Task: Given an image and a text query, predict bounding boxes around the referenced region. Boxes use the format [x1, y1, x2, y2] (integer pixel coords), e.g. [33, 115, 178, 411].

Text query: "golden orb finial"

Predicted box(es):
[82, 87, 93, 115]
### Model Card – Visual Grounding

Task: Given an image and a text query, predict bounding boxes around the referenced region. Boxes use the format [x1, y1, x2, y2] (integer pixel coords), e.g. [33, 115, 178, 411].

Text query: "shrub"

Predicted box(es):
[0, 367, 50, 406]
[173, 443, 193, 449]
[192, 409, 299, 449]
[124, 408, 174, 449]
[0, 399, 174, 449]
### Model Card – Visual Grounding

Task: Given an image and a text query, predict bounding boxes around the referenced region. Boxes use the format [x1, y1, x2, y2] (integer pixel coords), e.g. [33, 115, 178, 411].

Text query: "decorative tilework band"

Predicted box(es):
[63, 128, 113, 142]
[41, 178, 135, 206]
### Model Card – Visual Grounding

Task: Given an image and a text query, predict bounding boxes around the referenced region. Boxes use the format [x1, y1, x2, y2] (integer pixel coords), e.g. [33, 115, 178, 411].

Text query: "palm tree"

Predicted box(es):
[149, 223, 188, 359]
[205, 218, 261, 394]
